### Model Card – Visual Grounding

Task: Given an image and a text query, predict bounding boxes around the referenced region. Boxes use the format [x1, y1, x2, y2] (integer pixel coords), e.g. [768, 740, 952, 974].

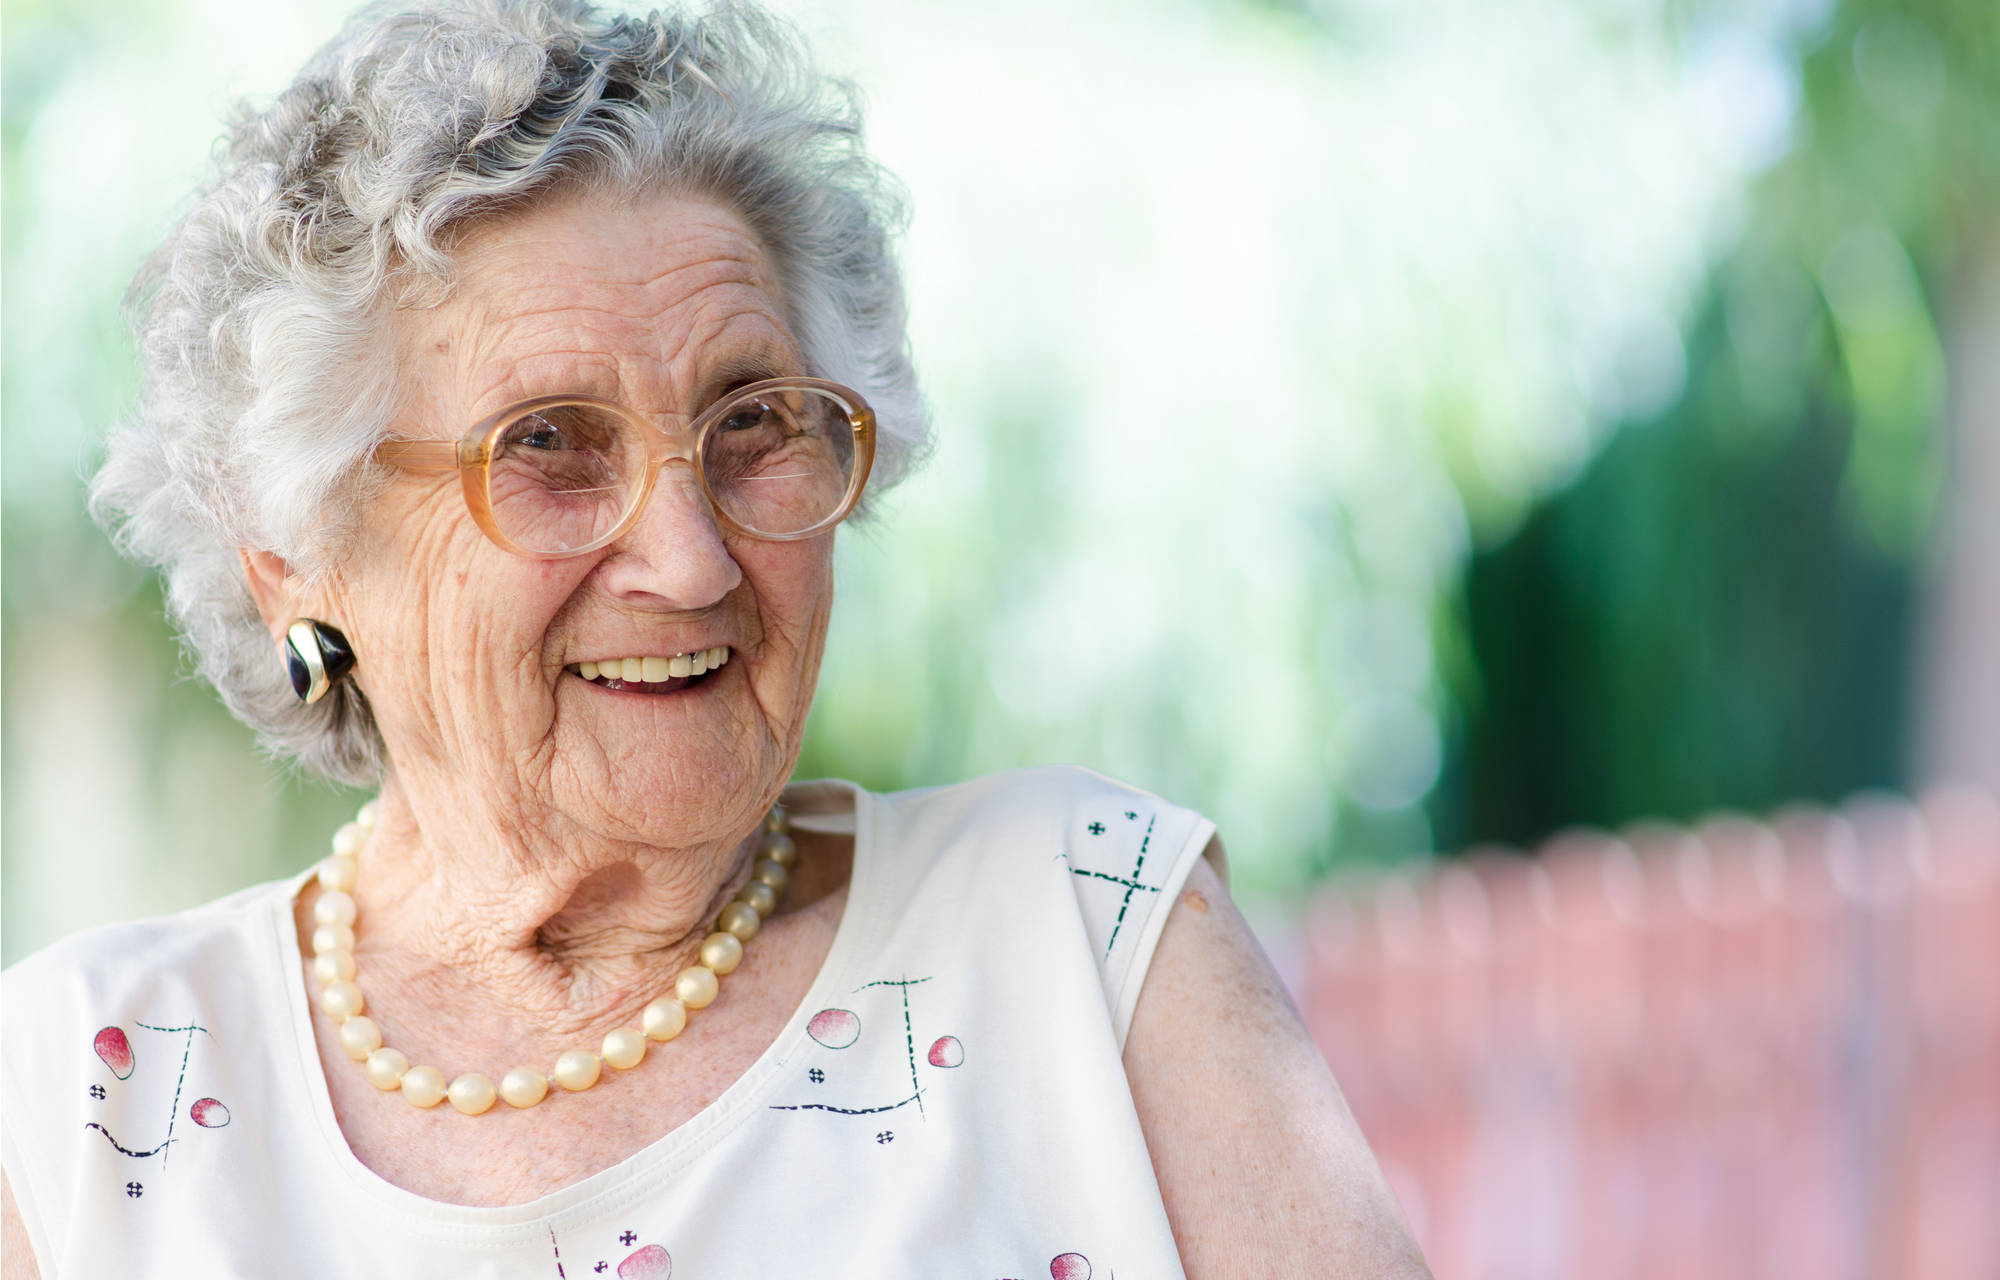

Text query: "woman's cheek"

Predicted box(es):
[740, 539, 833, 651]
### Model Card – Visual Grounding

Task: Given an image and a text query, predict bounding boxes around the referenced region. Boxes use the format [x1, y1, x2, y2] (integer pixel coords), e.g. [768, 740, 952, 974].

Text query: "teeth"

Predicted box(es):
[578, 649, 731, 683]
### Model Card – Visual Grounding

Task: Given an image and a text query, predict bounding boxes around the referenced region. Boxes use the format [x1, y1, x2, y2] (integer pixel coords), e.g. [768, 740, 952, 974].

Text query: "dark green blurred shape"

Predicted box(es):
[1447, 300, 1916, 845]
[1444, 0, 2000, 848]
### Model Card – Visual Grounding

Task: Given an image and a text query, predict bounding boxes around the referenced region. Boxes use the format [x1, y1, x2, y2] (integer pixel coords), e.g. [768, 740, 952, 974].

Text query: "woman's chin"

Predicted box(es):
[551, 675, 785, 831]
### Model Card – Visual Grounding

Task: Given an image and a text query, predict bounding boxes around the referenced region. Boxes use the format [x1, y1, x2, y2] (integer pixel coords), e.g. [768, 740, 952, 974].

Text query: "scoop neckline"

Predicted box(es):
[268, 782, 877, 1237]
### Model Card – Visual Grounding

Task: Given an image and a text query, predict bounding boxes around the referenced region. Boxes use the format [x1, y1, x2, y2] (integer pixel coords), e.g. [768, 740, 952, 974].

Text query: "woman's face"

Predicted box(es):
[327, 191, 832, 848]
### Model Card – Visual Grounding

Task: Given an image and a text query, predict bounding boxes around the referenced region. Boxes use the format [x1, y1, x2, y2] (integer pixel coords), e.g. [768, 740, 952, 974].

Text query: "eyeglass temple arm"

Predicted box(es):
[373, 441, 462, 471]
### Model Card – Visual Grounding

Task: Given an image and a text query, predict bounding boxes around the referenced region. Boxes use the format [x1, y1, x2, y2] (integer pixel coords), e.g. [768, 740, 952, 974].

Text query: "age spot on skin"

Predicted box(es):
[1183, 890, 1208, 914]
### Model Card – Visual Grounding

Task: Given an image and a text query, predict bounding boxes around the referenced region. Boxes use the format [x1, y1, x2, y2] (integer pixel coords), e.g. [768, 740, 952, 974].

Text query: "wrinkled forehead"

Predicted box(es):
[398, 190, 804, 423]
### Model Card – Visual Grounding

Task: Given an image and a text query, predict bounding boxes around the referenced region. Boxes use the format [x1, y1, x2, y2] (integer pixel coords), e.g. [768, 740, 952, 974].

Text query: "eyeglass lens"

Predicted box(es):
[483, 387, 858, 554]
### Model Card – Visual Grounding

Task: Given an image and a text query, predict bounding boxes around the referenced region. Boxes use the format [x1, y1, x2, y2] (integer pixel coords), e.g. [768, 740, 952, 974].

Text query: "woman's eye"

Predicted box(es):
[510, 416, 570, 450]
[718, 404, 771, 433]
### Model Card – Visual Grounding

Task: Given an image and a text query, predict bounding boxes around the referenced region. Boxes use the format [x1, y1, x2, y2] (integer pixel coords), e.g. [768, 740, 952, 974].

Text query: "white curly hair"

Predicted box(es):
[90, 0, 927, 786]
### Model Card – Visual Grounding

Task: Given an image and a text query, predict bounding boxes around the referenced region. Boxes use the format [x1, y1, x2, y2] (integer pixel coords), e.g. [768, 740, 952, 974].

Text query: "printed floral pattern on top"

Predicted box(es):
[770, 974, 966, 1136]
[549, 1225, 675, 1278]
[83, 1019, 231, 1200]
[1067, 807, 1164, 958]
[992, 1252, 1103, 1280]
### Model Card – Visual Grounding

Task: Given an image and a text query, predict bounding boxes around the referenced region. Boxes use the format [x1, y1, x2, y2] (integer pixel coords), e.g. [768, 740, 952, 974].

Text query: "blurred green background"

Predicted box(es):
[5, 0, 1995, 963]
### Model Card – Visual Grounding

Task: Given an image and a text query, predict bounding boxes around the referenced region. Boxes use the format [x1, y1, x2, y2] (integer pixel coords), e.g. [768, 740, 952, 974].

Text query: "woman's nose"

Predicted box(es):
[592, 462, 742, 608]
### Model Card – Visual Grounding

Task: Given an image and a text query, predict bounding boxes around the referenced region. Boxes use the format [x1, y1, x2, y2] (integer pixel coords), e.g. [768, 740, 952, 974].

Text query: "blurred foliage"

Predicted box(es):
[1445, 0, 2000, 848]
[782, 0, 1801, 889]
[5, 0, 1949, 963]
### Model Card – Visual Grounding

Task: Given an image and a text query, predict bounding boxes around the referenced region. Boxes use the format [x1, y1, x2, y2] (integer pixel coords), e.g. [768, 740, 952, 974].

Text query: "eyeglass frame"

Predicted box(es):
[371, 376, 877, 560]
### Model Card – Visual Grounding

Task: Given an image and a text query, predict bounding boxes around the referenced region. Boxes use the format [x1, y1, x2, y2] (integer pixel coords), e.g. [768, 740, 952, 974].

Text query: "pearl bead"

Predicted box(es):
[764, 805, 788, 832]
[401, 1065, 447, 1108]
[553, 1049, 601, 1092]
[736, 880, 777, 918]
[675, 965, 720, 1009]
[331, 823, 366, 857]
[448, 1072, 498, 1115]
[312, 923, 355, 954]
[318, 856, 358, 894]
[699, 931, 744, 976]
[602, 1028, 646, 1070]
[338, 1015, 382, 1061]
[313, 890, 357, 928]
[759, 831, 797, 868]
[313, 949, 356, 985]
[500, 1067, 548, 1108]
[357, 800, 379, 828]
[718, 901, 761, 942]
[321, 979, 365, 1019]
[365, 1047, 408, 1089]
[752, 858, 788, 894]
[642, 996, 687, 1041]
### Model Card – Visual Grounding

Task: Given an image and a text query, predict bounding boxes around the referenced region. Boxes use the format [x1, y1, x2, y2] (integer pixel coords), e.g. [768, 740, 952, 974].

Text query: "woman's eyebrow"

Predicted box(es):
[701, 351, 803, 394]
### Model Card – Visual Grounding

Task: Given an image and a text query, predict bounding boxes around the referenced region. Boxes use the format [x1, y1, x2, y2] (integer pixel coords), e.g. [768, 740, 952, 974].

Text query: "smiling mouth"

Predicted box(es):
[570, 647, 732, 694]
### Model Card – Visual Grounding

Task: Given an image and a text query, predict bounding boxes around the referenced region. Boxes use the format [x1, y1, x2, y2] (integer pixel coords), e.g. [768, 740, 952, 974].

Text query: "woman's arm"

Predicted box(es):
[3, 1171, 42, 1280]
[1123, 840, 1430, 1278]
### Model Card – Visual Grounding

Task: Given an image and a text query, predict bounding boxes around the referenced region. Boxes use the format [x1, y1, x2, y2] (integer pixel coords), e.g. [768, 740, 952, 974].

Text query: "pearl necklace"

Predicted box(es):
[307, 800, 796, 1114]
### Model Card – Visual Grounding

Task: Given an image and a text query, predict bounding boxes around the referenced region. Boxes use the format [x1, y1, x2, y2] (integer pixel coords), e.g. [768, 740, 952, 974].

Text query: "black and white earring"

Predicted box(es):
[284, 619, 355, 705]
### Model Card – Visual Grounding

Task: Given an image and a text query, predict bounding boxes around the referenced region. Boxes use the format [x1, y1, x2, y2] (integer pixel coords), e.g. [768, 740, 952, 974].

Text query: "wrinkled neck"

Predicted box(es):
[339, 780, 761, 1031]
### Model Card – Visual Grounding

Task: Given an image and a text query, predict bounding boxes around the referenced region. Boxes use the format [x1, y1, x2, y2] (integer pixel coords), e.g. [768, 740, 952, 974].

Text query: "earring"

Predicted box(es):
[284, 619, 355, 705]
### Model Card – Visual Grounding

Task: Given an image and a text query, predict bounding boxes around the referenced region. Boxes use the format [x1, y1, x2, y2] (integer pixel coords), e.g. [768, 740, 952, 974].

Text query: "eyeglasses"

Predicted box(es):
[373, 378, 876, 559]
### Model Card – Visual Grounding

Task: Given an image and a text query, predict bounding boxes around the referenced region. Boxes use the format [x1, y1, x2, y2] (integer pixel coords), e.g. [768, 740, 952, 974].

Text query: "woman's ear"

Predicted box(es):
[239, 549, 298, 644]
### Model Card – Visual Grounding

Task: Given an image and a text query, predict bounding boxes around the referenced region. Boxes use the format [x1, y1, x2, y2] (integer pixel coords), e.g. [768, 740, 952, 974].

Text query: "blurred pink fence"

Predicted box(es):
[1303, 788, 2000, 1280]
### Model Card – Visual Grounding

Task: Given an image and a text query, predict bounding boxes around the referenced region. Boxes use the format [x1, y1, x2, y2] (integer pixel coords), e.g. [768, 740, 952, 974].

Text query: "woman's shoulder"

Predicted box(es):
[796, 764, 1210, 868]
[1, 878, 305, 1276]
[855, 765, 1218, 1045]
[872, 762, 1205, 834]
[2, 876, 298, 1030]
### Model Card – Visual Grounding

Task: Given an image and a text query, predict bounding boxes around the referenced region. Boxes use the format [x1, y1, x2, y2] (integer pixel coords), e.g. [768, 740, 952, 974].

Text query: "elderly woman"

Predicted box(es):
[1, 3, 1426, 1276]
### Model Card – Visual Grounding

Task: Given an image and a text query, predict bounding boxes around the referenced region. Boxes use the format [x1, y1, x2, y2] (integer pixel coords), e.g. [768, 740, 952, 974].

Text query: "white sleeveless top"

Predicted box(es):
[3, 766, 1214, 1279]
